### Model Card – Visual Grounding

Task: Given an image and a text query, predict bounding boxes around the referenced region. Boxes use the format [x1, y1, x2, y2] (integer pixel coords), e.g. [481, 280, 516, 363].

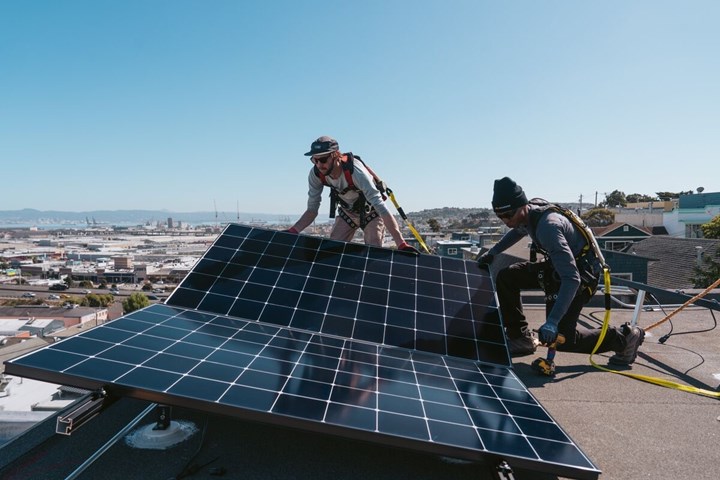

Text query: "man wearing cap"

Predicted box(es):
[288, 136, 418, 252]
[477, 177, 644, 364]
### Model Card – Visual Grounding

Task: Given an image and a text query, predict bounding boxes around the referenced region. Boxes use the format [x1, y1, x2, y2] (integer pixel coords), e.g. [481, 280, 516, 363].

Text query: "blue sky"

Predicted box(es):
[1, 0, 718, 215]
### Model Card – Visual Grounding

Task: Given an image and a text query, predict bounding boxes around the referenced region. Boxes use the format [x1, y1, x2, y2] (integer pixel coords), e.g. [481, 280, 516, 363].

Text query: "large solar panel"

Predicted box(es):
[5, 225, 600, 479]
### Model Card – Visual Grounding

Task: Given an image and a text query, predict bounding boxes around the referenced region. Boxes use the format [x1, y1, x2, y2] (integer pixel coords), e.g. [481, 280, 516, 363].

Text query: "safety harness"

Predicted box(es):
[527, 198, 608, 300]
[313, 152, 387, 230]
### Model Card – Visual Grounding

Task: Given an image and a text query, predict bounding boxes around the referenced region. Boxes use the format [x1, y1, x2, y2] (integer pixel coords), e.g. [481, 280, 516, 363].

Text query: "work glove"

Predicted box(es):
[398, 242, 420, 255]
[476, 252, 494, 270]
[538, 320, 559, 345]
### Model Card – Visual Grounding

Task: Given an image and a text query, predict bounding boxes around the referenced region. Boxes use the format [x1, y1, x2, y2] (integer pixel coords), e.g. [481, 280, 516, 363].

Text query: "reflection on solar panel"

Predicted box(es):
[5, 225, 600, 479]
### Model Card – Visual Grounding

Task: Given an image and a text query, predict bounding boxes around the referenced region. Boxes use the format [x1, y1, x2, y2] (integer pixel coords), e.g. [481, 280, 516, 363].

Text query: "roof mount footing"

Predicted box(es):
[124, 405, 198, 450]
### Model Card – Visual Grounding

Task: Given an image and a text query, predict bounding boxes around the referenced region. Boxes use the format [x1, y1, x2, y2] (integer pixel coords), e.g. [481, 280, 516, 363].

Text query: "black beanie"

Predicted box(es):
[492, 177, 528, 214]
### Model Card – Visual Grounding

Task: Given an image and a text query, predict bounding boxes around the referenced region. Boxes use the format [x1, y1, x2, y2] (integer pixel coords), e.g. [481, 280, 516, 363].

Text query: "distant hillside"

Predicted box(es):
[0, 204, 593, 227]
[409, 202, 591, 220]
[410, 207, 489, 218]
[0, 209, 303, 226]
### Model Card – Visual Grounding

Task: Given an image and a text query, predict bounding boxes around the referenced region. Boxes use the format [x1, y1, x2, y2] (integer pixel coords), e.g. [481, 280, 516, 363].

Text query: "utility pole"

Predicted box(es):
[214, 200, 218, 229]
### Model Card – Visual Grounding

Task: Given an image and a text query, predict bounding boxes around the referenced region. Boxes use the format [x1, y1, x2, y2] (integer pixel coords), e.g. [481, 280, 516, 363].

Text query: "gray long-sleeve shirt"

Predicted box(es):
[306, 157, 390, 216]
[487, 205, 590, 325]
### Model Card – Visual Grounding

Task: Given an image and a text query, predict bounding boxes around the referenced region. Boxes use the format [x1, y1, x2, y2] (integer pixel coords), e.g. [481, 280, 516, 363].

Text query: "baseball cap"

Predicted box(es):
[304, 136, 339, 156]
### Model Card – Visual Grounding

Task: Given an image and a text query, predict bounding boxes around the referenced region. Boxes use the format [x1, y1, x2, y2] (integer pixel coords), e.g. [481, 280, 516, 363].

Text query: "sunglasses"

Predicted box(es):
[312, 154, 332, 165]
[497, 208, 517, 220]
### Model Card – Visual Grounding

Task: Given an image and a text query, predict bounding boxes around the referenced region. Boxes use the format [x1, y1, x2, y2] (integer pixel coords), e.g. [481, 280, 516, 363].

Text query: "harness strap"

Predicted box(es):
[527, 199, 603, 298]
[337, 208, 358, 229]
[337, 206, 379, 230]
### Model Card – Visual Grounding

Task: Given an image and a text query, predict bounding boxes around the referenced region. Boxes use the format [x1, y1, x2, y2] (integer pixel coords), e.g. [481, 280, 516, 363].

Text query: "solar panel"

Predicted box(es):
[4, 225, 600, 479]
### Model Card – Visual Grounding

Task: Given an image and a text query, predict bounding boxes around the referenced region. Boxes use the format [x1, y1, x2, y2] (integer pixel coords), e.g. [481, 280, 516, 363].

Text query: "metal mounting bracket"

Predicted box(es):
[494, 460, 515, 480]
[153, 404, 172, 430]
[56, 388, 112, 435]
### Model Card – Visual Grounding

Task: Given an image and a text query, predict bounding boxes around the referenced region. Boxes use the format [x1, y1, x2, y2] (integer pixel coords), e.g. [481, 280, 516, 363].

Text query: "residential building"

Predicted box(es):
[663, 191, 720, 238]
[435, 240, 473, 259]
[625, 236, 720, 289]
[0, 305, 108, 330]
[592, 223, 654, 251]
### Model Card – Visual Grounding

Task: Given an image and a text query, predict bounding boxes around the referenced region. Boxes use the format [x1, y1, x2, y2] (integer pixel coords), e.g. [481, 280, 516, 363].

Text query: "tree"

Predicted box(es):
[122, 292, 150, 314]
[427, 218, 441, 232]
[2, 298, 44, 307]
[626, 193, 658, 203]
[603, 190, 627, 208]
[690, 246, 720, 288]
[141, 282, 153, 291]
[700, 214, 720, 239]
[81, 293, 114, 308]
[79, 280, 94, 288]
[581, 208, 615, 227]
[656, 191, 694, 201]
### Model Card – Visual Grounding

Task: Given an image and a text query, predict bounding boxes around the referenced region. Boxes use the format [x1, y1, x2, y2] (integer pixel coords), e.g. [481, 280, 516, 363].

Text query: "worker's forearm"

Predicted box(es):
[291, 210, 319, 232]
[382, 213, 406, 246]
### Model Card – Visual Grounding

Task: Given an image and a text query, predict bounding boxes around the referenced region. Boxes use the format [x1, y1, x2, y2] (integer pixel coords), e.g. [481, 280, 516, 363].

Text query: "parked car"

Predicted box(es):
[83, 289, 92, 294]
[110, 289, 121, 295]
[49, 284, 68, 291]
[22, 292, 36, 298]
[49, 294, 61, 300]
[153, 288, 165, 293]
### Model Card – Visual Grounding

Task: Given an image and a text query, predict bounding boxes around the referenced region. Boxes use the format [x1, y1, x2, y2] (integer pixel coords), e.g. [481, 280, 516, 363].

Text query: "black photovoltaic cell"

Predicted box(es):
[4, 225, 599, 479]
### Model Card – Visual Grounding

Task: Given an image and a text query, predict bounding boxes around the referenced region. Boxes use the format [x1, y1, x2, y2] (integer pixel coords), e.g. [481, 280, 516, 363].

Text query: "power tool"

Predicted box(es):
[531, 334, 565, 376]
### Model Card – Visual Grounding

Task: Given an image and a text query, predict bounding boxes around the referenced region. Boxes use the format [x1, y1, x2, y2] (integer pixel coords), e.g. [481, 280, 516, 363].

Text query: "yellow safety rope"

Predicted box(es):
[385, 188, 430, 254]
[588, 269, 720, 399]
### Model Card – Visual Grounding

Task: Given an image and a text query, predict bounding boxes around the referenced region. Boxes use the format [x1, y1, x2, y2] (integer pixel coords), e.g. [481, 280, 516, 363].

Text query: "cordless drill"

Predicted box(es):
[531, 334, 565, 376]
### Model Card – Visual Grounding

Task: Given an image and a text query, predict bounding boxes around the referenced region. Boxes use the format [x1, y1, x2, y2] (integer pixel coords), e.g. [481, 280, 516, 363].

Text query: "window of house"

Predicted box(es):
[686, 224, 704, 238]
[447, 248, 458, 255]
[606, 241, 631, 251]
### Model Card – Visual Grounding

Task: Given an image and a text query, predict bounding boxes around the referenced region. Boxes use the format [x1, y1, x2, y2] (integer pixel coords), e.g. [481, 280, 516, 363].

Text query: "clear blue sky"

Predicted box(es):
[1, 0, 718, 215]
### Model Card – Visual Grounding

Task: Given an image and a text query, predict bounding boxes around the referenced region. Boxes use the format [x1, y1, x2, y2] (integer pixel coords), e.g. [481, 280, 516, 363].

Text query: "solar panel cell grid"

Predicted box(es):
[164, 227, 504, 364]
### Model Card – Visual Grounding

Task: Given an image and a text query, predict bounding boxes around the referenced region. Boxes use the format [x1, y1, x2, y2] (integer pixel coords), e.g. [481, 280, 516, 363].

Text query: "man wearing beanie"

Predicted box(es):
[477, 177, 644, 364]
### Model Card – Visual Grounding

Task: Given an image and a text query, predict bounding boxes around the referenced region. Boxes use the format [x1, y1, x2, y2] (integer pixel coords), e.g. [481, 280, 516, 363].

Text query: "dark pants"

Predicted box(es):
[496, 261, 624, 354]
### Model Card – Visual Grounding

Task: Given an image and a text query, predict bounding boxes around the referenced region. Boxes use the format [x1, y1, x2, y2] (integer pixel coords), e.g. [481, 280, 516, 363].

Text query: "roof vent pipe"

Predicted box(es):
[695, 246, 704, 266]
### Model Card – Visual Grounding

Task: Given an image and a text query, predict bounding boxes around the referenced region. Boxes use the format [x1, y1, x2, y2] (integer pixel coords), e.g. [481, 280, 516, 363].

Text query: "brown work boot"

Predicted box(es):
[507, 334, 538, 357]
[609, 323, 645, 365]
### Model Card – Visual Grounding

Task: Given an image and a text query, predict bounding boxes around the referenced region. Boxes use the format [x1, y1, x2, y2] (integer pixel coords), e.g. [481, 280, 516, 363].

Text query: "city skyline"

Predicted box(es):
[2, 1, 719, 213]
